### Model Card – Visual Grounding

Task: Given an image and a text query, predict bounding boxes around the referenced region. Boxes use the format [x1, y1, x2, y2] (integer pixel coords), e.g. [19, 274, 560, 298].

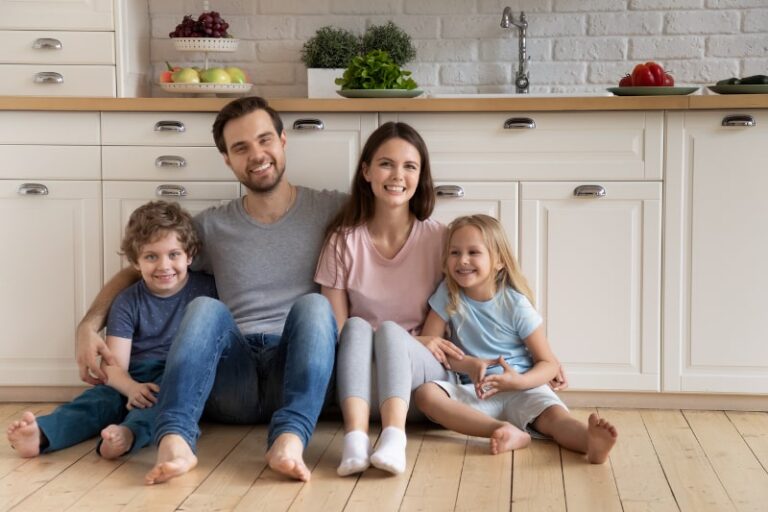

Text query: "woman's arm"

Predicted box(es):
[321, 286, 349, 333]
[101, 336, 159, 409]
[415, 309, 464, 367]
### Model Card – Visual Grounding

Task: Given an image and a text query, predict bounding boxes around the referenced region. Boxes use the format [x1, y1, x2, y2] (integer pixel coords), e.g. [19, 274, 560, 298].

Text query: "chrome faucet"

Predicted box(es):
[501, 7, 529, 94]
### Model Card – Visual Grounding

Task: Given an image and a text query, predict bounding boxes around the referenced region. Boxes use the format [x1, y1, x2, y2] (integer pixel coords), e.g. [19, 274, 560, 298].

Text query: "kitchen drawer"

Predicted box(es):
[101, 112, 218, 146]
[102, 147, 232, 181]
[0, 64, 115, 97]
[0, 0, 113, 30]
[380, 111, 663, 181]
[0, 112, 100, 144]
[0, 31, 115, 64]
[0, 146, 101, 180]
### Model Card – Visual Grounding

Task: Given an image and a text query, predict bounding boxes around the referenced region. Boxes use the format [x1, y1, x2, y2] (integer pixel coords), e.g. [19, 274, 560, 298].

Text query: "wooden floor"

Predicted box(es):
[2, 403, 768, 511]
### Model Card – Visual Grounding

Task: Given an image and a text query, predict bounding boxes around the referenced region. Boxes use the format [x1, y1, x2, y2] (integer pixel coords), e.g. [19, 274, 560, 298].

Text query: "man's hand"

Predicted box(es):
[126, 382, 160, 410]
[76, 324, 116, 385]
[548, 364, 569, 391]
[417, 335, 464, 368]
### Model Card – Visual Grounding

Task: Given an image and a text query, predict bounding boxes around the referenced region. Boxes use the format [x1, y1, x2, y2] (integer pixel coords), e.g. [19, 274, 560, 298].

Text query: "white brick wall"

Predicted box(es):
[149, 0, 768, 97]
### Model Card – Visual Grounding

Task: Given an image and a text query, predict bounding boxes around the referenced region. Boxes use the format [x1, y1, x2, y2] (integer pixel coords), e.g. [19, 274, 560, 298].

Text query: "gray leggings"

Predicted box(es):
[337, 317, 452, 418]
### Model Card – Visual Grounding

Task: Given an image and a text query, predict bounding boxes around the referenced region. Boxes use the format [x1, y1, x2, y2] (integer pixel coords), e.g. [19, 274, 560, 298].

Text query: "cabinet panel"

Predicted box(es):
[0, 180, 101, 386]
[433, 181, 518, 255]
[0, 0, 114, 30]
[664, 110, 768, 393]
[0, 111, 100, 144]
[102, 146, 232, 181]
[0, 31, 115, 64]
[381, 112, 663, 181]
[0, 146, 101, 180]
[521, 181, 661, 391]
[101, 112, 218, 146]
[102, 181, 241, 280]
[0, 64, 115, 97]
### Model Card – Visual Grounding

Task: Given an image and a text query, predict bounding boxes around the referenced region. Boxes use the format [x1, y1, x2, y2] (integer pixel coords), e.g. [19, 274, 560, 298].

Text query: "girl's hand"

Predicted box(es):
[479, 357, 525, 398]
[549, 365, 569, 391]
[417, 335, 464, 368]
[126, 382, 160, 410]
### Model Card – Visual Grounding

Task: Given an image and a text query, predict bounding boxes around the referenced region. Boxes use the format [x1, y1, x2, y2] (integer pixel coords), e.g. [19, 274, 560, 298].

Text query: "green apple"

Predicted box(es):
[200, 67, 231, 84]
[224, 66, 247, 84]
[171, 67, 200, 84]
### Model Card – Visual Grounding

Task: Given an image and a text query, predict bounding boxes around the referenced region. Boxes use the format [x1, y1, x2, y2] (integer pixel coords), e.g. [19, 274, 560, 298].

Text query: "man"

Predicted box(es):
[75, 96, 345, 483]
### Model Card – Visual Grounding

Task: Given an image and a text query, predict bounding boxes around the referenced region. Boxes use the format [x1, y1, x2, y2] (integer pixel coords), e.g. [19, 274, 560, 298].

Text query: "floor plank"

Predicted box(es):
[642, 409, 735, 512]
[512, 438, 565, 512]
[454, 435, 511, 512]
[726, 411, 768, 471]
[684, 410, 768, 512]
[603, 408, 678, 512]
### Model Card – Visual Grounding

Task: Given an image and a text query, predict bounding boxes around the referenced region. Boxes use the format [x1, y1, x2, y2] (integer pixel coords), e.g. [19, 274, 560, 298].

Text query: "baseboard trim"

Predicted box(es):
[1, 387, 766, 412]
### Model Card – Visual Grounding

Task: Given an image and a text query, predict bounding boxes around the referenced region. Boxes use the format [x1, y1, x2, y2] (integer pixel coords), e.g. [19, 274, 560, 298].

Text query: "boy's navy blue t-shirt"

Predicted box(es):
[106, 271, 217, 361]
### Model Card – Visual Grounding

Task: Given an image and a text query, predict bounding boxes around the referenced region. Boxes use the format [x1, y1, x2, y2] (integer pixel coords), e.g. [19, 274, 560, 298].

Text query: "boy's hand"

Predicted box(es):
[478, 357, 525, 398]
[126, 382, 160, 410]
[418, 335, 464, 368]
[76, 326, 116, 385]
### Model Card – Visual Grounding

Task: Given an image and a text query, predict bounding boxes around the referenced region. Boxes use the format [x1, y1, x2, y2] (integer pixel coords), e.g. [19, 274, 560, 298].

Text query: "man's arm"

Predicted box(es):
[76, 267, 140, 385]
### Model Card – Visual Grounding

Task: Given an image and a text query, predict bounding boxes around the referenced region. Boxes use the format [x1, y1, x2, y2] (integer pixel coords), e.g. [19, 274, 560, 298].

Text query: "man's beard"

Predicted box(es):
[241, 163, 285, 194]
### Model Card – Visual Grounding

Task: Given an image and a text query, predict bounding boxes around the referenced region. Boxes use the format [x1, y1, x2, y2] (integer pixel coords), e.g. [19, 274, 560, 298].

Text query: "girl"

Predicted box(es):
[414, 214, 617, 463]
[315, 122, 464, 476]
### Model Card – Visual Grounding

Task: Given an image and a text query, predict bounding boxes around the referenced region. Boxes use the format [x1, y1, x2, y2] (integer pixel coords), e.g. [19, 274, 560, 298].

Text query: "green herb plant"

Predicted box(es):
[360, 21, 416, 67]
[335, 50, 418, 90]
[301, 26, 360, 69]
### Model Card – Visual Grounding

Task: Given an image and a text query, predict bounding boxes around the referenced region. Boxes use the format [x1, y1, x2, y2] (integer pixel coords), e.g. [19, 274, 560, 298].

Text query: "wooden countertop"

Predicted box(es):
[0, 94, 765, 112]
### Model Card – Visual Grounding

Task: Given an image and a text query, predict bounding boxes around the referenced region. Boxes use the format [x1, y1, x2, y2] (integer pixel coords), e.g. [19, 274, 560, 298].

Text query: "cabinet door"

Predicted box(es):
[281, 113, 378, 192]
[0, 0, 113, 30]
[521, 182, 661, 391]
[665, 111, 768, 393]
[102, 181, 241, 280]
[433, 181, 518, 255]
[0, 180, 101, 386]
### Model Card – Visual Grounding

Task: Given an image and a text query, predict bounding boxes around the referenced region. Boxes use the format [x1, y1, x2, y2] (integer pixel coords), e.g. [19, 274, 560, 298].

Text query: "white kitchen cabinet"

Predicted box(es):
[521, 182, 662, 391]
[0, 180, 101, 386]
[664, 110, 768, 394]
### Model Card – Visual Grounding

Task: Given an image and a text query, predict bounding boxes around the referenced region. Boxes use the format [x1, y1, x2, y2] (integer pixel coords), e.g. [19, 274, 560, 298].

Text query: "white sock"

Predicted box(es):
[371, 426, 407, 475]
[337, 430, 371, 476]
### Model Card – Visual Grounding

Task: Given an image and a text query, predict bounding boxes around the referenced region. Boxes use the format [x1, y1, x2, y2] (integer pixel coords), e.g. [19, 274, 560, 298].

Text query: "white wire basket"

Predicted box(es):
[159, 82, 252, 94]
[172, 37, 239, 52]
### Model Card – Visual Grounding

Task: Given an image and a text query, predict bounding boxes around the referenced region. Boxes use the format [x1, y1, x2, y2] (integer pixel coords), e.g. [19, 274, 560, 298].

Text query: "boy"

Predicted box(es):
[6, 200, 217, 459]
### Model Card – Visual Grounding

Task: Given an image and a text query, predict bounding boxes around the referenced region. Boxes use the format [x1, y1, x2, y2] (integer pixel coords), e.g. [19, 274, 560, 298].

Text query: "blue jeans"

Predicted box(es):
[153, 293, 337, 451]
[37, 359, 164, 454]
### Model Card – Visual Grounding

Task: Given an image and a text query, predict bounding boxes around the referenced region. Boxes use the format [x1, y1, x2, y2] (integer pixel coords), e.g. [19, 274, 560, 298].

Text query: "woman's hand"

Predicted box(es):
[478, 357, 526, 398]
[549, 365, 569, 391]
[126, 382, 160, 410]
[417, 335, 464, 368]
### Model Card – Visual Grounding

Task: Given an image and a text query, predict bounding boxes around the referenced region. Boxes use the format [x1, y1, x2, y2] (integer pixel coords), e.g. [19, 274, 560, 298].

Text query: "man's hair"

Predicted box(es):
[212, 96, 285, 154]
[120, 201, 201, 265]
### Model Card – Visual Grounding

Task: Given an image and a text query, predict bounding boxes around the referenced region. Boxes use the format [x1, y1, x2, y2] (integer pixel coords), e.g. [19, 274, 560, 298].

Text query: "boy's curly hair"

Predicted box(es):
[120, 201, 200, 265]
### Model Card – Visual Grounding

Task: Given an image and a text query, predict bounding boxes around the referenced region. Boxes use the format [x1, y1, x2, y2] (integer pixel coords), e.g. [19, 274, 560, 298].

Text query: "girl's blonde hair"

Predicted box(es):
[443, 214, 535, 317]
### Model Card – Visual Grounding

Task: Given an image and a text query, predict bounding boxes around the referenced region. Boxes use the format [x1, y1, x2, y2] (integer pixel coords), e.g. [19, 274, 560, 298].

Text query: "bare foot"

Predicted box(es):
[144, 434, 198, 485]
[489, 423, 531, 454]
[6, 411, 41, 458]
[586, 413, 618, 464]
[99, 425, 134, 459]
[265, 432, 310, 482]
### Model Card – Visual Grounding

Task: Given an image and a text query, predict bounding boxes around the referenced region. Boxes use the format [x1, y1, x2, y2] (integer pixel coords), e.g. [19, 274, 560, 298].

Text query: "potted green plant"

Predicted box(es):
[336, 50, 418, 91]
[301, 26, 360, 98]
[360, 21, 416, 67]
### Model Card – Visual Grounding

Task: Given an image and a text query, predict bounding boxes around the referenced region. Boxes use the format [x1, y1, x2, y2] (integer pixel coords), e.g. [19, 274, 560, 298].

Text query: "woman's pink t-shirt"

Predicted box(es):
[315, 218, 446, 334]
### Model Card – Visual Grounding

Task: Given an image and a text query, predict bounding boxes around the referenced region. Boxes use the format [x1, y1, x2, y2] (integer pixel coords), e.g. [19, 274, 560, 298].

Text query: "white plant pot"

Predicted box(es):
[307, 68, 345, 98]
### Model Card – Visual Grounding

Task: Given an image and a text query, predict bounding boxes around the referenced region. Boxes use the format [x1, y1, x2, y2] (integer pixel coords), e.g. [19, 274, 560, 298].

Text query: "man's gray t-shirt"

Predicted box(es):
[191, 186, 345, 335]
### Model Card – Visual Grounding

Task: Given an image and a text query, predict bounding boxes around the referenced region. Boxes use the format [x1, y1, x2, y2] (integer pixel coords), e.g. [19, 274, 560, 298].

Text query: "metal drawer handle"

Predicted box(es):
[18, 183, 49, 196]
[292, 119, 325, 130]
[721, 115, 756, 127]
[435, 185, 465, 198]
[504, 117, 536, 129]
[154, 120, 186, 132]
[156, 184, 188, 197]
[32, 37, 63, 50]
[34, 71, 64, 84]
[574, 185, 606, 198]
[155, 155, 187, 168]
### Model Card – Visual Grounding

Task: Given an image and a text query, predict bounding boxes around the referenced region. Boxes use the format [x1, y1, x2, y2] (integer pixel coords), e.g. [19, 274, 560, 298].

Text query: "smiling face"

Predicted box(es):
[133, 230, 192, 298]
[222, 109, 287, 193]
[446, 225, 501, 301]
[362, 137, 421, 212]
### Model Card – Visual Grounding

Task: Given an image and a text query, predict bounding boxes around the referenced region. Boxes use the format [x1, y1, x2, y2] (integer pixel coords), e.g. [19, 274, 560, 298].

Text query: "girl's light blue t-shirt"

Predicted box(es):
[428, 280, 542, 375]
